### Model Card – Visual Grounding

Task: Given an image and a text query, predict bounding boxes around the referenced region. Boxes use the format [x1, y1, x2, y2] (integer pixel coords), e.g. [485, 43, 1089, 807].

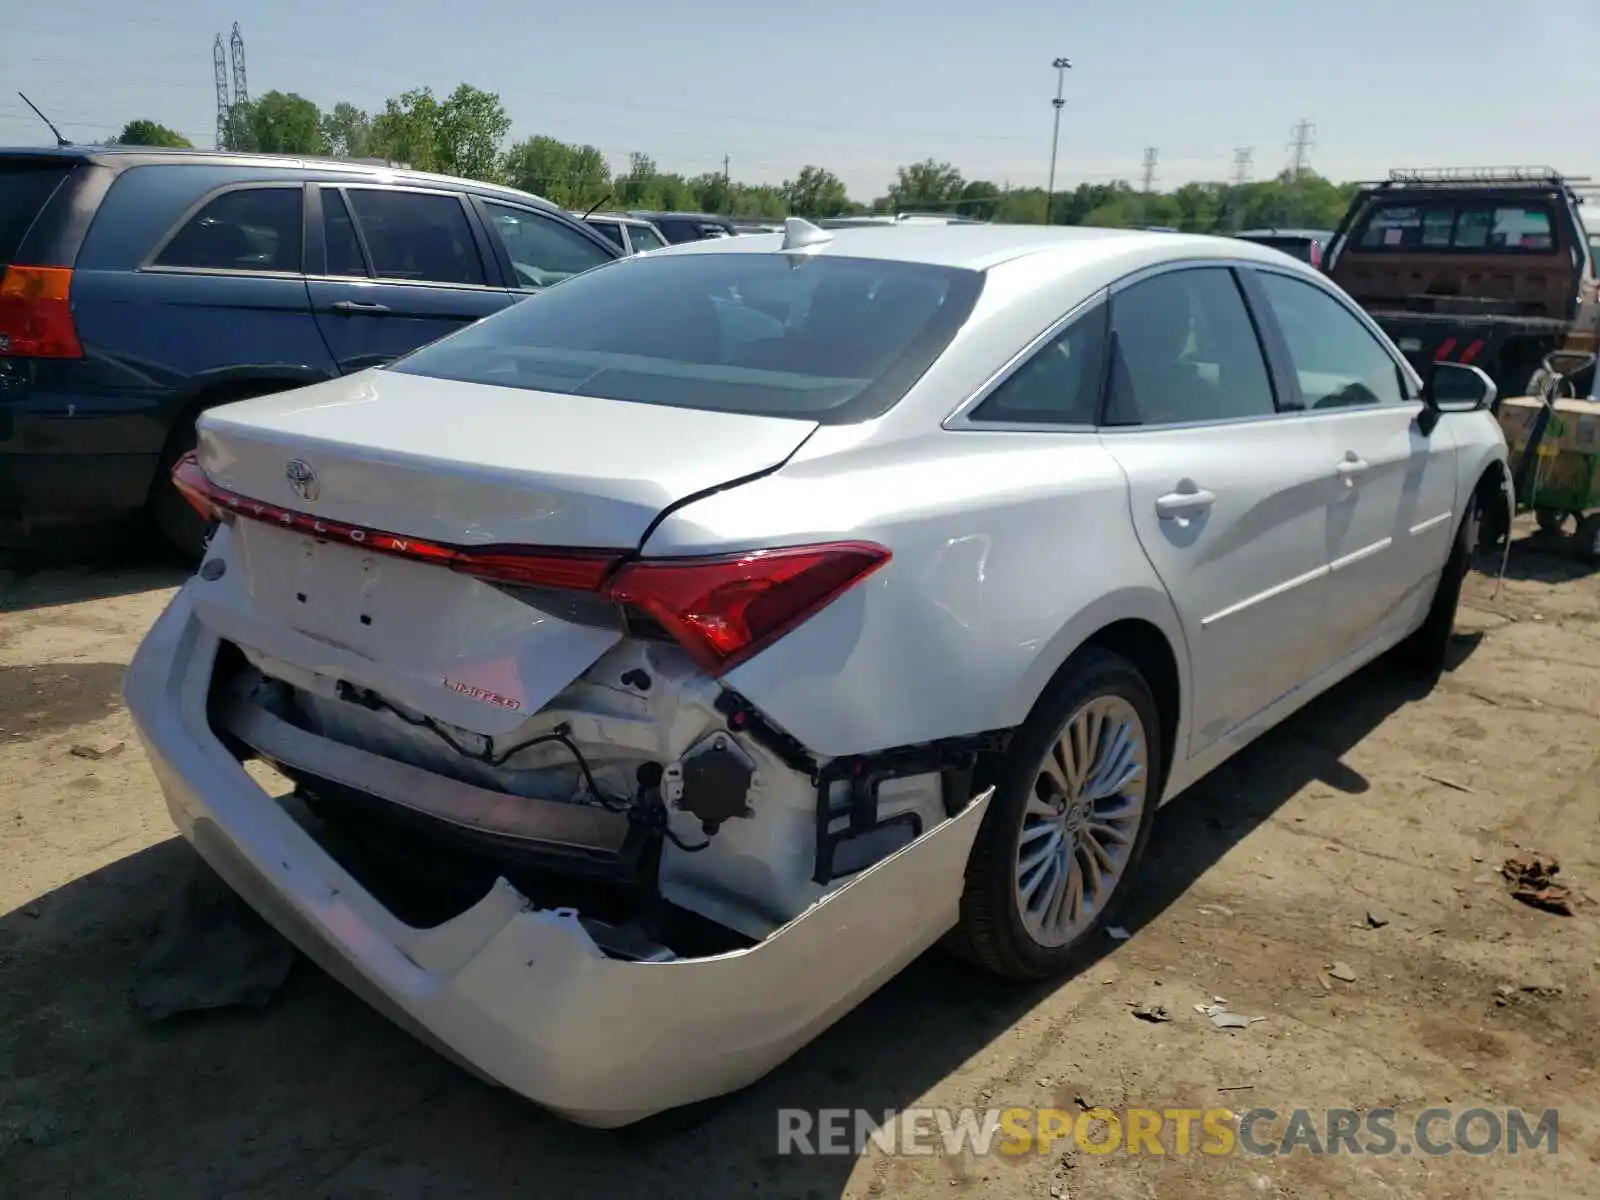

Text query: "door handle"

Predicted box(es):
[330, 300, 392, 315]
[1336, 454, 1370, 482]
[1155, 486, 1217, 519]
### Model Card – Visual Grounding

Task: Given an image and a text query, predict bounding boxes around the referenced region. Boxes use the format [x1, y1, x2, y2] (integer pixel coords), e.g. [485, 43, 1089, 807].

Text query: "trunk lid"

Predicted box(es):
[194, 368, 818, 735]
[197, 368, 818, 547]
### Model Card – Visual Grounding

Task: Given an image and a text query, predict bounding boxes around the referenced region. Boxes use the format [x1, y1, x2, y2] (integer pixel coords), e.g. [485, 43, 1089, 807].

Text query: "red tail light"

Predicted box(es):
[0, 266, 83, 358]
[170, 453, 889, 672]
[1309, 241, 1323, 270]
[605, 543, 891, 673]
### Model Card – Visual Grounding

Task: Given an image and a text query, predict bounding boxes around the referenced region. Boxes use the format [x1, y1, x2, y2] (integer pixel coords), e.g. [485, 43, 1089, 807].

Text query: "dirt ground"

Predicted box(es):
[1, 525, 1597, 1199]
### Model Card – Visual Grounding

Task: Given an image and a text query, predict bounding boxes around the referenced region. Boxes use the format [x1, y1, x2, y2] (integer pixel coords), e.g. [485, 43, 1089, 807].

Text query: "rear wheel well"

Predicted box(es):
[982, 619, 1181, 798]
[151, 379, 305, 493]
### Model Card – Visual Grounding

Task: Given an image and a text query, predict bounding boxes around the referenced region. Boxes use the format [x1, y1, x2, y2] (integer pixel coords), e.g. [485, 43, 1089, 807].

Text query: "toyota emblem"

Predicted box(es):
[284, 459, 320, 502]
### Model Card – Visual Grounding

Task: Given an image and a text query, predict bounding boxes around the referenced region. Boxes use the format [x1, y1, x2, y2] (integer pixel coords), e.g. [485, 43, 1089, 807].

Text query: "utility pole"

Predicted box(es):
[1140, 147, 1159, 224]
[1228, 147, 1253, 231]
[1044, 56, 1072, 225]
[1287, 119, 1315, 224]
[212, 33, 229, 150]
[722, 154, 731, 215]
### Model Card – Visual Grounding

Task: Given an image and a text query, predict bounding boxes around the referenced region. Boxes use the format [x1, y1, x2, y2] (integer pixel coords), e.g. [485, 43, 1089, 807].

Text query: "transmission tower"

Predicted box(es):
[1286, 120, 1315, 224]
[213, 35, 229, 150]
[1140, 147, 1158, 223]
[1230, 147, 1253, 187]
[1288, 120, 1315, 180]
[230, 23, 249, 110]
[1227, 148, 1254, 231]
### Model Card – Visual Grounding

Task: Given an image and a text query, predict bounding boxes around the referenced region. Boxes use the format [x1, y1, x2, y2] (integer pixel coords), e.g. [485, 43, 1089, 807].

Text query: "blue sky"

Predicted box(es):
[3, 0, 1597, 202]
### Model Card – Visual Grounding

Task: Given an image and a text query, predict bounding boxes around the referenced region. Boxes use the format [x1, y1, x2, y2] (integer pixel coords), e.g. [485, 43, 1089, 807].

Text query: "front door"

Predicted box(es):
[308, 184, 512, 374]
[1098, 264, 1337, 758]
[1245, 267, 1461, 667]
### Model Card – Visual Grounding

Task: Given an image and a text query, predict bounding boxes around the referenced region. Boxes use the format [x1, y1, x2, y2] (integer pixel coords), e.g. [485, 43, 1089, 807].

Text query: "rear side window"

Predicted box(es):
[154, 186, 303, 273]
[391, 251, 984, 424]
[0, 161, 72, 263]
[1354, 201, 1557, 253]
[343, 188, 484, 286]
[969, 300, 1108, 425]
[587, 220, 626, 249]
[322, 189, 368, 277]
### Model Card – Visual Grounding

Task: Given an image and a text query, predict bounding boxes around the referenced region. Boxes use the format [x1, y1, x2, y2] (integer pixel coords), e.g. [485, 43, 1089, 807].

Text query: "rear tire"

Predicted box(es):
[952, 648, 1162, 982]
[1392, 497, 1478, 675]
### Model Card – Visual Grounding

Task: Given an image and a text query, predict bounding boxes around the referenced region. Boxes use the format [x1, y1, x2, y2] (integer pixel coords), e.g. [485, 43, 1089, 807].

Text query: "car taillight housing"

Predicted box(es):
[0, 266, 83, 358]
[171, 452, 890, 674]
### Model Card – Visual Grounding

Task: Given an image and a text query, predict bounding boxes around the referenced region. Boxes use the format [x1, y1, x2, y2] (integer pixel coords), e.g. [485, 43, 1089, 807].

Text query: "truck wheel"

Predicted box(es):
[1535, 507, 1567, 535]
[1576, 513, 1600, 566]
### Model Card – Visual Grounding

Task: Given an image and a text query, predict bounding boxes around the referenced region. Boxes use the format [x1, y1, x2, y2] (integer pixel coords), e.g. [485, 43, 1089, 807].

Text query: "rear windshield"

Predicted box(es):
[390, 251, 984, 423]
[0, 160, 74, 263]
[1351, 200, 1557, 253]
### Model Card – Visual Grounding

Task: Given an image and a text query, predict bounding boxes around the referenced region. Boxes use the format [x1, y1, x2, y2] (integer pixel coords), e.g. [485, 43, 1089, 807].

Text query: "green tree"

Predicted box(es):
[108, 119, 192, 148]
[369, 87, 443, 171]
[781, 166, 848, 219]
[687, 171, 731, 215]
[322, 102, 373, 159]
[885, 160, 965, 212]
[435, 84, 511, 182]
[503, 135, 612, 207]
[957, 179, 1001, 221]
[246, 91, 329, 155]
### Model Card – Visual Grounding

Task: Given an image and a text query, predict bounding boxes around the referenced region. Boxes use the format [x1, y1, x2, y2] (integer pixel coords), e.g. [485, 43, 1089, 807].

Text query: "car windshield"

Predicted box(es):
[390, 251, 984, 423]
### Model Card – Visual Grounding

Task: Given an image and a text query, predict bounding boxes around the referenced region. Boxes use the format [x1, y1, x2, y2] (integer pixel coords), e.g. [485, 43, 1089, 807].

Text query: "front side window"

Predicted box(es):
[969, 300, 1107, 425]
[154, 187, 302, 273]
[342, 188, 484, 286]
[1254, 272, 1407, 410]
[484, 202, 613, 288]
[1104, 267, 1276, 426]
[391, 251, 984, 423]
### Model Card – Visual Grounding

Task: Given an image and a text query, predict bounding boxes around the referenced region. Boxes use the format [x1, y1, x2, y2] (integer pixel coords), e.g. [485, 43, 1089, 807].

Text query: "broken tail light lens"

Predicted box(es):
[171, 453, 890, 672]
[0, 265, 83, 358]
[604, 543, 891, 674]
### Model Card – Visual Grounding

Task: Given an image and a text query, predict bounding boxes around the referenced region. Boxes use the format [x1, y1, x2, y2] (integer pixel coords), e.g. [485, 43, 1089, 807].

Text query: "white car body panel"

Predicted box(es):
[122, 222, 1510, 1127]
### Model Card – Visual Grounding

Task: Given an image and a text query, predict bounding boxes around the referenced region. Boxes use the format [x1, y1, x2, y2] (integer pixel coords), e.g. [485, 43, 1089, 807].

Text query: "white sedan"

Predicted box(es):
[124, 219, 1509, 1127]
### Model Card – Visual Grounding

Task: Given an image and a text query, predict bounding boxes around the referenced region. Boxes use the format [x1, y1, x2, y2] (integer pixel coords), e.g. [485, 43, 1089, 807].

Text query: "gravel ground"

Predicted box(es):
[1, 524, 1597, 1199]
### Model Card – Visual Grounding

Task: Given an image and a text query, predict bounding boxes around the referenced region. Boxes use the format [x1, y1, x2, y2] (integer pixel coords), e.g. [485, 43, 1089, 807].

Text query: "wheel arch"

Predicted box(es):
[1004, 588, 1189, 800]
[149, 372, 324, 495]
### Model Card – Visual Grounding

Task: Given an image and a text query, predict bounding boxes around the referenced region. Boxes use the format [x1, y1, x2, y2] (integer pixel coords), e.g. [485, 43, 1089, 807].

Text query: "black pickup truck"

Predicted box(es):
[1324, 168, 1598, 400]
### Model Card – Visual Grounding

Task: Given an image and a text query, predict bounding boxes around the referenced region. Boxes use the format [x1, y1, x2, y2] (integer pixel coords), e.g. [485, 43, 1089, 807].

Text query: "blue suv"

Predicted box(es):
[0, 147, 622, 555]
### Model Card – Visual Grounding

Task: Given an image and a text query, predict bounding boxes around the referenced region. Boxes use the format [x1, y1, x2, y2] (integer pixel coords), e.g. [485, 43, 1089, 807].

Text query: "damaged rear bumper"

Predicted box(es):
[123, 587, 992, 1127]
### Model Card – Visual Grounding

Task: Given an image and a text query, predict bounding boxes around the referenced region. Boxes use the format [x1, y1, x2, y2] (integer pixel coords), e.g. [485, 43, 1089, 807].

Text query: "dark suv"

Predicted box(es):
[625, 211, 740, 243]
[0, 146, 622, 555]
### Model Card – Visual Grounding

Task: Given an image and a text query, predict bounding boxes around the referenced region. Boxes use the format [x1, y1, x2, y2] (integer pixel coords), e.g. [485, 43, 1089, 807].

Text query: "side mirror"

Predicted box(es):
[1424, 361, 1497, 414]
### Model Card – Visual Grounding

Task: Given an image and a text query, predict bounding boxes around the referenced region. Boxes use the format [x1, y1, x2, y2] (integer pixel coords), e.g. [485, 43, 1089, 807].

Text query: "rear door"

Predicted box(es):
[471, 197, 618, 293]
[1244, 265, 1460, 666]
[1097, 263, 1337, 756]
[306, 183, 512, 373]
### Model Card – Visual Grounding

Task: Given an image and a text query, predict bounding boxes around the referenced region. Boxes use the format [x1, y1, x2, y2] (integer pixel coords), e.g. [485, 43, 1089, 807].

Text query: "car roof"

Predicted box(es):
[642, 221, 1303, 273]
[0, 144, 567, 212]
[1237, 227, 1333, 239]
[628, 210, 735, 222]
